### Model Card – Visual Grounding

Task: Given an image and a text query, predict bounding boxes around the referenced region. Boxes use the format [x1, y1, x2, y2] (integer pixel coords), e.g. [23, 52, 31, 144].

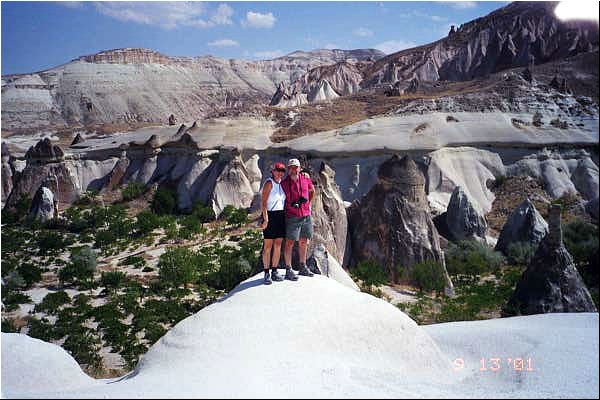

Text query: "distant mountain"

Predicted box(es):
[270, 1, 598, 107]
[362, 1, 598, 86]
[1, 48, 384, 132]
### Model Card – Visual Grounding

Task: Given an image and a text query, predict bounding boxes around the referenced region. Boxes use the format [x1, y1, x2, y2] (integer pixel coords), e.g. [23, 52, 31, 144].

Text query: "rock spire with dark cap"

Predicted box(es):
[348, 154, 454, 296]
[502, 205, 597, 316]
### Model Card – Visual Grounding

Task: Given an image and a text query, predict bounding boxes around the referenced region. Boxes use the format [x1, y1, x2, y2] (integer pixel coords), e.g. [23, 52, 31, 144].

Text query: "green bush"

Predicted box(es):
[1, 291, 32, 311]
[178, 215, 204, 240]
[37, 231, 71, 256]
[563, 220, 599, 266]
[63, 327, 102, 369]
[59, 246, 97, 285]
[505, 242, 536, 266]
[122, 182, 146, 201]
[136, 210, 161, 235]
[119, 255, 145, 268]
[351, 259, 388, 290]
[226, 208, 249, 227]
[35, 291, 71, 313]
[27, 317, 62, 341]
[446, 241, 505, 276]
[17, 263, 43, 287]
[219, 205, 236, 221]
[410, 260, 446, 293]
[100, 271, 127, 292]
[152, 186, 177, 215]
[3, 270, 27, 291]
[1, 318, 19, 333]
[158, 247, 199, 287]
[192, 202, 216, 223]
[207, 251, 252, 291]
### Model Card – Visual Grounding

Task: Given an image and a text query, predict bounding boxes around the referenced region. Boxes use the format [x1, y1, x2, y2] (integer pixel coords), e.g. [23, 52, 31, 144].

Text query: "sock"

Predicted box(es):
[271, 267, 278, 273]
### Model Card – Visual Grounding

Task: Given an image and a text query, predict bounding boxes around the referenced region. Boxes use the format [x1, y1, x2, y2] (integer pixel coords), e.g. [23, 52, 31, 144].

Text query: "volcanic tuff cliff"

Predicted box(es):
[1, 48, 384, 132]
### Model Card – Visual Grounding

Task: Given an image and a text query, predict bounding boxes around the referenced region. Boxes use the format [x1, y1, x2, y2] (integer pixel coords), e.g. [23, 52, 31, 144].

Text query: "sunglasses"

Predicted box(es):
[274, 168, 286, 172]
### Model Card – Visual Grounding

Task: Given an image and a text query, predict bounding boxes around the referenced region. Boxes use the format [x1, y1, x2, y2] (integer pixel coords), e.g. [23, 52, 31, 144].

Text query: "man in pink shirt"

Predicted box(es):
[281, 158, 316, 277]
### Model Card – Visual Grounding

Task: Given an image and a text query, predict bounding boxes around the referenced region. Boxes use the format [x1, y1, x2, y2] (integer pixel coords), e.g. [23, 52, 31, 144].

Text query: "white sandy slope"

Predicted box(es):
[1, 274, 598, 398]
[276, 112, 599, 154]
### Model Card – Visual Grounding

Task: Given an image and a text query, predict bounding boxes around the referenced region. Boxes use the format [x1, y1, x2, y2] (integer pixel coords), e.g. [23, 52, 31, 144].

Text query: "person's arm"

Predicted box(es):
[260, 180, 272, 230]
[307, 178, 315, 203]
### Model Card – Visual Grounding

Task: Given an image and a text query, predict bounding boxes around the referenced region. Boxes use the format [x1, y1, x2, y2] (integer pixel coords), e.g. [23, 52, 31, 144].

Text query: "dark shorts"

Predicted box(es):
[263, 210, 286, 239]
[286, 215, 313, 241]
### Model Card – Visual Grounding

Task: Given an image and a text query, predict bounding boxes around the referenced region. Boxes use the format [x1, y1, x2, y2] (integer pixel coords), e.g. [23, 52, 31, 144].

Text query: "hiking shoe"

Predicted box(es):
[263, 271, 272, 285]
[285, 267, 298, 281]
[298, 263, 314, 277]
[271, 268, 284, 282]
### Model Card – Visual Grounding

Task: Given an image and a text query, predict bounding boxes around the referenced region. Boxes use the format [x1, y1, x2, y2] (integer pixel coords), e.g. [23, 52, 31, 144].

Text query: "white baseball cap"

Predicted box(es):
[287, 158, 301, 167]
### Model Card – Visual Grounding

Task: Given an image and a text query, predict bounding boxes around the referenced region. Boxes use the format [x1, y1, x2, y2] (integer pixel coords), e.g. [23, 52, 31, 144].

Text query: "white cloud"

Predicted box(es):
[353, 27, 373, 37]
[446, 1, 477, 10]
[242, 11, 276, 28]
[374, 40, 418, 54]
[254, 50, 283, 59]
[211, 3, 233, 25]
[399, 10, 447, 22]
[208, 39, 239, 47]
[94, 2, 233, 29]
[57, 1, 84, 9]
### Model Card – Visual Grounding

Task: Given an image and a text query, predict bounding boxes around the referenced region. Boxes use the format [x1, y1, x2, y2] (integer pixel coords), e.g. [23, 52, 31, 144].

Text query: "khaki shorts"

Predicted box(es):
[286, 215, 313, 241]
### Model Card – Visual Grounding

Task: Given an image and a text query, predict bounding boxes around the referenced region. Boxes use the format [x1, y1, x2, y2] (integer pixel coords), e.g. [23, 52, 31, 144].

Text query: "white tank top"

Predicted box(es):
[263, 177, 286, 211]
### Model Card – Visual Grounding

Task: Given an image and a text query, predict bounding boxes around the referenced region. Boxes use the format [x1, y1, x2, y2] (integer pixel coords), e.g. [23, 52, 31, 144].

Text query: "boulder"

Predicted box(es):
[445, 185, 487, 242]
[28, 186, 58, 223]
[70, 133, 85, 146]
[168, 114, 177, 126]
[495, 198, 548, 255]
[348, 155, 454, 295]
[502, 205, 597, 316]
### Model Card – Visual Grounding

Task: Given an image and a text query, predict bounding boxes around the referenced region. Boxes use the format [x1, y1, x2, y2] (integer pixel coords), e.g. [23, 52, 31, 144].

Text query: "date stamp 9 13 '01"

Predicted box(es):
[453, 357, 535, 372]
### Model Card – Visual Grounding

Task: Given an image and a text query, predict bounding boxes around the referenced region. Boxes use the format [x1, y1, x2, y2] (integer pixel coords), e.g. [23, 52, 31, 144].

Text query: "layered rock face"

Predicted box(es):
[503, 205, 597, 316]
[362, 1, 598, 87]
[348, 155, 453, 294]
[495, 198, 549, 254]
[2, 48, 383, 131]
[307, 162, 349, 265]
[444, 185, 487, 242]
[28, 186, 58, 223]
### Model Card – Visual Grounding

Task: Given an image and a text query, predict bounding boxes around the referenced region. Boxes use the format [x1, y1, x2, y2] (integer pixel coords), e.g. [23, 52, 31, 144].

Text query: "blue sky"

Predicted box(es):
[1, 1, 506, 75]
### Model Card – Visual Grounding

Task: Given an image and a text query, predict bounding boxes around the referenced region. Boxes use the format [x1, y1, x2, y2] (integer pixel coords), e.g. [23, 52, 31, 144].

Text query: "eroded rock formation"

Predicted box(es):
[28, 186, 58, 223]
[444, 185, 487, 242]
[502, 205, 597, 316]
[348, 155, 454, 294]
[495, 198, 548, 255]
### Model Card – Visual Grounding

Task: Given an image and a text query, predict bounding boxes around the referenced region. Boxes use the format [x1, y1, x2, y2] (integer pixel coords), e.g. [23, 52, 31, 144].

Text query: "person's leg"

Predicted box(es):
[271, 238, 284, 281]
[297, 217, 314, 276]
[263, 239, 273, 271]
[298, 238, 308, 265]
[284, 239, 294, 268]
[262, 239, 273, 284]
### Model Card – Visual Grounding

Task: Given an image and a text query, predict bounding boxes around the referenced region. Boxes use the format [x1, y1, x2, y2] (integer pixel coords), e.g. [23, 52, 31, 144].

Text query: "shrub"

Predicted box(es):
[119, 255, 145, 268]
[59, 246, 97, 285]
[122, 182, 146, 201]
[505, 242, 536, 266]
[100, 271, 127, 292]
[35, 290, 71, 313]
[27, 317, 62, 341]
[207, 252, 252, 291]
[410, 260, 446, 293]
[3, 270, 27, 291]
[1, 291, 32, 311]
[17, 263, 43, 287]
[158, 247, 199, 287]
[226, 208, 249, 227]
[151, 186, 177, 215]
[219, 205, 236, 221]
[192, 202, 216, 223]
[563, 220, 599, 266]
[1, 318, 19, 333]
[492, 175, 508, 189]
[136, 210, 161, 235]
[63, 327, 102, 369]
[178, 215, 204, 240]
[446, 241, 505, 276]
[351, 259, 388, 290]
[37, 231, 70, 256]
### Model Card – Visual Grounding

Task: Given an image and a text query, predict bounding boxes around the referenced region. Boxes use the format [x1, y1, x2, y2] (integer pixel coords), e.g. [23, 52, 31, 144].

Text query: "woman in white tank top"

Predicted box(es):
[260, 162, 289, 284]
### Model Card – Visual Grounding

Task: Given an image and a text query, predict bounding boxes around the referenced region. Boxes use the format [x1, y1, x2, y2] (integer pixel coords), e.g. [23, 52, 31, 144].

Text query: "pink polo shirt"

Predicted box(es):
[281, 174, 314, 218]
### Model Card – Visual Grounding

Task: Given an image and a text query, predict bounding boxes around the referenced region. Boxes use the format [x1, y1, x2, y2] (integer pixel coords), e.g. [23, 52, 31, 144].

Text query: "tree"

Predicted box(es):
[136, 210, 161, 236]
[122, 182, 146, 201]
[351, 259, 388, 290]
[59, 246, 97, 285]
[410, 260, 446, 293]
[192, 202, 216, 223]
[158, 247, 198, 288]
[152, 187, 177, 215]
